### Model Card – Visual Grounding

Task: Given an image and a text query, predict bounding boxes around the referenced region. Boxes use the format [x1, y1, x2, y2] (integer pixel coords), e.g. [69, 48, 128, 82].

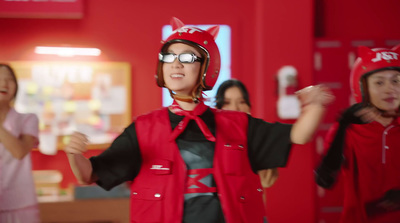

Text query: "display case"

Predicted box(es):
[9, 61, 131, 154]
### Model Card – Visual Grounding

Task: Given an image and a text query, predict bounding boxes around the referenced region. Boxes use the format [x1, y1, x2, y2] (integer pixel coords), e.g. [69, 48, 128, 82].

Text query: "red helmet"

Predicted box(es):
[350, 45, 400, 103]
[156, 17, 221, 91]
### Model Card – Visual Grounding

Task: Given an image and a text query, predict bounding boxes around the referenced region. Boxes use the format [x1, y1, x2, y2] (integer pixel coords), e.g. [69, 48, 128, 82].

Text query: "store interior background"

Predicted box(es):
[1, 0, 400, 222]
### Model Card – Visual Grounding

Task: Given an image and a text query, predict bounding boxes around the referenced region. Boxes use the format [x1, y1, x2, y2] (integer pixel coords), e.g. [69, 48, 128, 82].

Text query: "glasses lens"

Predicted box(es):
[160, 53, 201, 63]
[160, 53, 175, 63]
[178, 53, 195, 63]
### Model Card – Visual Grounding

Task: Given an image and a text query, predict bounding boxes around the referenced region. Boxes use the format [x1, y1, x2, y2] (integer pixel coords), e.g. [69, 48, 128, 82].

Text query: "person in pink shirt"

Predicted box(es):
[0, 64, 40, 223]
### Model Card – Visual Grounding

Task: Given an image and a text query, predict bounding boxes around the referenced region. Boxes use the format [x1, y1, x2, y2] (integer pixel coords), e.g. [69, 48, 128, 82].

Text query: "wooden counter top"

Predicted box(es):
[39, 197, 130, 223]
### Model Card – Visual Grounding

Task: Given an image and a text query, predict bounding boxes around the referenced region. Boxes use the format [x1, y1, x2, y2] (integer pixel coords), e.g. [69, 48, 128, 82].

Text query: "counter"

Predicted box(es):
[39, 196, 130, 223]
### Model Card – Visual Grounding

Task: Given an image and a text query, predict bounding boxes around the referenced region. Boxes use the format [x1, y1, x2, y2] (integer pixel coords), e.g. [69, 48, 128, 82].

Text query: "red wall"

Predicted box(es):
[1, 0, 400, 223]
[319, 0, 400, 39]
[254, 1, 316, 223]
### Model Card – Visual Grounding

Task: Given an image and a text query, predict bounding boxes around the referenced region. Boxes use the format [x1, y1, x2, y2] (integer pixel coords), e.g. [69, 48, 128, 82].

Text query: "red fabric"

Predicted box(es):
[132, 107, 266, 223]
[186, 168, 217, 193]
[324, 119, 400, 223]
[169, 100, 216, 142]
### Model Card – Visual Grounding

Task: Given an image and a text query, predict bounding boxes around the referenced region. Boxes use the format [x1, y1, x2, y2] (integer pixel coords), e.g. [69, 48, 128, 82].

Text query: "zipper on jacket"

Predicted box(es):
[382, 125, 395, 164]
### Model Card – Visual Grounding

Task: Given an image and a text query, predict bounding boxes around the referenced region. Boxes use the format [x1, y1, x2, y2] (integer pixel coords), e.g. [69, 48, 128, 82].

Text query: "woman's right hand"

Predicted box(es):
[64, 132, 89, 155]
[339, 103, 380, 125]
[64, 132, 96, 184]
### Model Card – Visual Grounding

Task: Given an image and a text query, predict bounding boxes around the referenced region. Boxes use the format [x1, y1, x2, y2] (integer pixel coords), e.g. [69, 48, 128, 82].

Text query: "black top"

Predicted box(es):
[90, 108, 292, 223]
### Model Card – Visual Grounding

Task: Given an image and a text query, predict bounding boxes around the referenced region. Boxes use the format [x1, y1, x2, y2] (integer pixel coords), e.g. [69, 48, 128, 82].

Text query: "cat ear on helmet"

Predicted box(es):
[170, 17, 185, 31]
[391, 44, 400, 53]
[358, 45, 375, 58]
[206, 26, 220, 40]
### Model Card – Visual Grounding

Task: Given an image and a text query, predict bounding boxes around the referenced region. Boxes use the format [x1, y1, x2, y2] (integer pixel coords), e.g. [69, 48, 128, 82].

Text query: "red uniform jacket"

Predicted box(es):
[132, 107, 265, 223]
[325, 119, 400, 223]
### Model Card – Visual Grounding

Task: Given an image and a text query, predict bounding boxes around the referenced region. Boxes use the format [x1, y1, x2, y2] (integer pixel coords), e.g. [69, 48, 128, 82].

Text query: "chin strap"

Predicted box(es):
[169, 88, 202, 103]
[173, 94, 198, 103]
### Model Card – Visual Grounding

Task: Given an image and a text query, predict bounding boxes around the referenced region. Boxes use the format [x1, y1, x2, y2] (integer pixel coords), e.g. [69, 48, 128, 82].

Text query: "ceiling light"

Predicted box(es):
[34, 46, 101, 57]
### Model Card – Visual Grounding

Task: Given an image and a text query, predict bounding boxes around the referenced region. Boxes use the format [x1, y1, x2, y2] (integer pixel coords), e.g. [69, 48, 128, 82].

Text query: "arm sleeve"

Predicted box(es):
[247, 115, 293, 172]
[314, 122, 346, 188]
[90, 123, 142, 190]
[21, 113, 39, 147]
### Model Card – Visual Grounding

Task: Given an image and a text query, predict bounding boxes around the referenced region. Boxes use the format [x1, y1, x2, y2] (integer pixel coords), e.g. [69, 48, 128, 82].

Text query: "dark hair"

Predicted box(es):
[0, 64, 18, 99]
[215, 79, 251, 109]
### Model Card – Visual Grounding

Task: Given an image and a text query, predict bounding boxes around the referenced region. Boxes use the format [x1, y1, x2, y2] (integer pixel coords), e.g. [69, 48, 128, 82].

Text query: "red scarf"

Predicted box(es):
[169, 100, 216, 142]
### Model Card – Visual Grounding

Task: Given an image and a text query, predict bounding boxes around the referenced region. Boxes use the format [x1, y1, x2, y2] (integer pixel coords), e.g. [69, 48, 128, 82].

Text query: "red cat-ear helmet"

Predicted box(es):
[350, 45, 400, 103]
[156, 17, 221, 91]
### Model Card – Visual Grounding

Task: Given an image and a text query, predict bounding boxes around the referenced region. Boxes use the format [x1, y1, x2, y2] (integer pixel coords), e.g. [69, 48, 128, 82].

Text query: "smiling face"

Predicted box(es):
[162, 43, 202, 96]
[0, 66, 17, 104]
[367, 69, 400, 113]
[221, 86, 251, 113]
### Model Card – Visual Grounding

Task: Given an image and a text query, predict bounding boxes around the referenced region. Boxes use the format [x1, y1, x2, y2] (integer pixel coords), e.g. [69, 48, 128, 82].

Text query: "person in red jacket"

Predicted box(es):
[315, 45, 400, 223]
[65, 17, 333, 223]
[215, 79, 279, 189]
[215, 79, 279, 222]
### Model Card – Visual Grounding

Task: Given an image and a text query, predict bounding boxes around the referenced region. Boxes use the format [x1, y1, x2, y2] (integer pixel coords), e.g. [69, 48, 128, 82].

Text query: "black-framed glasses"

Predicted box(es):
[159, 53, 203, 63]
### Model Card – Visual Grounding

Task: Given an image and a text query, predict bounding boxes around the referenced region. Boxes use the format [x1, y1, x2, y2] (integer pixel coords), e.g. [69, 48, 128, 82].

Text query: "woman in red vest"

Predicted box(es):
[65, 17, 333, 223]
[215, 78, 279, 222]
[315, 45, 400, 223]
[216, 78, 280, 189]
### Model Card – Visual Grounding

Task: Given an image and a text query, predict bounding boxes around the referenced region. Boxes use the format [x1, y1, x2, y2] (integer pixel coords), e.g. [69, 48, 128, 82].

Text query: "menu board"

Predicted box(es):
[9, 61, 131, 154]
